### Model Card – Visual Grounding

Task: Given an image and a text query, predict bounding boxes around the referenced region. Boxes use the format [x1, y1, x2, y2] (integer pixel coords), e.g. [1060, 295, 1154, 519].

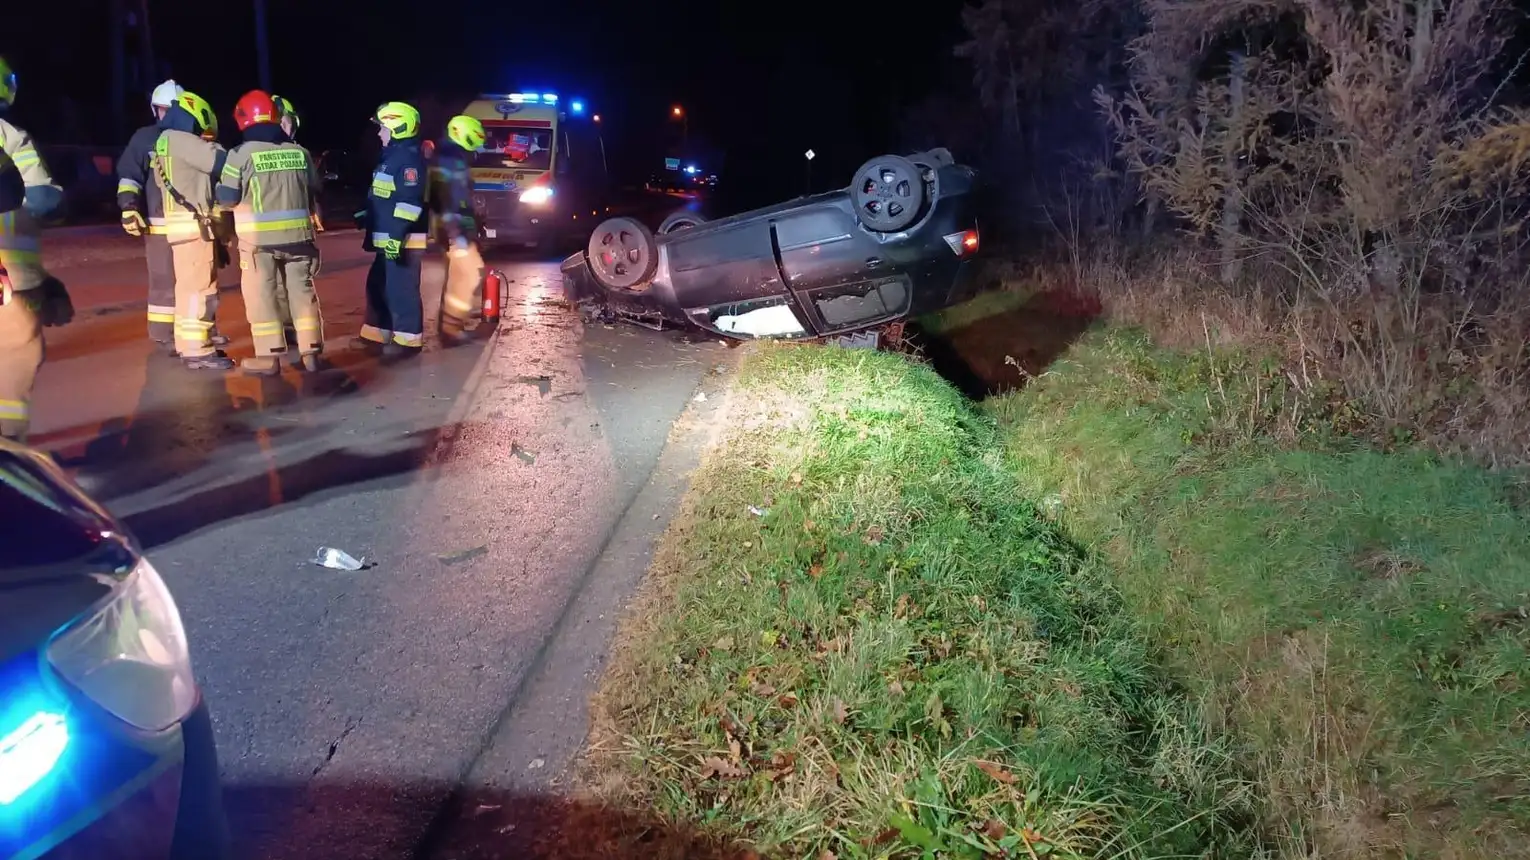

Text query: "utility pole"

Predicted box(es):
[254, 0, 272, 92]
[137, 0, 156, 92]
[111, 0, 126, 137]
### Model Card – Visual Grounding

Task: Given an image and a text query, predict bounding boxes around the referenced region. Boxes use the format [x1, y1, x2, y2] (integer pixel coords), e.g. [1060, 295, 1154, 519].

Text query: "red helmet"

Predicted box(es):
[233, 90, 278, 132]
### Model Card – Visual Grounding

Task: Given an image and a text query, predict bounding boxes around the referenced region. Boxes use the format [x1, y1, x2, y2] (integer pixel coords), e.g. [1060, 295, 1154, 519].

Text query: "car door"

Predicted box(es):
[664, 212, 812, 339]
[772, 195, 912, 335]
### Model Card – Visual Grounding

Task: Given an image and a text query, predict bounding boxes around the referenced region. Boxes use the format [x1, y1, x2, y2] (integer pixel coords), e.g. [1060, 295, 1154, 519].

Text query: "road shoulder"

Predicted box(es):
[419, 343, 744, 859]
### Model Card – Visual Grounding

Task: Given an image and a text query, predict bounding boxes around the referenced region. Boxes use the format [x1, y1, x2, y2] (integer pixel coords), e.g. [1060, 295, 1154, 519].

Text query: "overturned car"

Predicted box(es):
[560, 149, 984, 340]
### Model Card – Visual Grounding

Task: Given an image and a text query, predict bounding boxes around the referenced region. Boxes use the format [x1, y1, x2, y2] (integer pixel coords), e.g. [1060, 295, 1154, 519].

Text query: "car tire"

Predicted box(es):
[658, 210, 708, 234]
[587, 216, 660, 291]
[850, 154, 927, 233]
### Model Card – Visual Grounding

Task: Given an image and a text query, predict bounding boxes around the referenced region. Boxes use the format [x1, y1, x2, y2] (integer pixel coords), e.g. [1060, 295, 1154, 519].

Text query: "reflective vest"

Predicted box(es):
[151, 129, 225, 244]
[219, 140, 317, 247]
[0, 117, 55, 264]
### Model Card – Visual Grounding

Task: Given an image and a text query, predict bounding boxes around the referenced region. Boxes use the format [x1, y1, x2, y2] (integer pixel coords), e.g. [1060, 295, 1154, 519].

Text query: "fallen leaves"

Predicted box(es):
[698, 756, 747, 780]
[831, 698, 849, 725]
[974, 759, 1018, 785]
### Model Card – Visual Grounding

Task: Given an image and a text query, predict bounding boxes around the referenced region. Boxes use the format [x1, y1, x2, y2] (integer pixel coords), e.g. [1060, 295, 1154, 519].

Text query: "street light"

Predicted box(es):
[592, 114, 601, 123]
[671, 105, 688, 154]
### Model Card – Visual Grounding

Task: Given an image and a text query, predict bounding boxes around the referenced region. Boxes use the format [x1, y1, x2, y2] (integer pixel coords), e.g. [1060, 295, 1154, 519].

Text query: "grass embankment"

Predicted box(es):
[989, 325, 1530, 858]
[586, 345, 1255, 858]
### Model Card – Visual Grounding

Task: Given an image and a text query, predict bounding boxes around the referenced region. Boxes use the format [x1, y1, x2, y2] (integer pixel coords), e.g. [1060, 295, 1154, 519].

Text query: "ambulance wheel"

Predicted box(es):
[658, 210, 708, 234]
[850, 154, 926, 234]
[588, 217, 658, 291]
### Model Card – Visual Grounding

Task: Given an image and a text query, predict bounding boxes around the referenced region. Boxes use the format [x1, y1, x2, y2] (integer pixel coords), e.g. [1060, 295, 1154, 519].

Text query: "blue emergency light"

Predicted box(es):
[684, 165, 699, 175]
[0, 710, 69, 806]
[504, 92, 558, 105]
[571, 100, 585, 114]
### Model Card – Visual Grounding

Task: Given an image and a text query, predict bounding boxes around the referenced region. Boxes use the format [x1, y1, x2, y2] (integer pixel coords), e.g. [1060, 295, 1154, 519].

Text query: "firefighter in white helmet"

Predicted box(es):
[0, 56, 74, 441]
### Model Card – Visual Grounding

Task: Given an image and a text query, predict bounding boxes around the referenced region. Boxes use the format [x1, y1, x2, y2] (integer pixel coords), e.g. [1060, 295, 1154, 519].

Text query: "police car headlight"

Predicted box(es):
[518, 186, 553, 205]
[45, 559, 197, 732]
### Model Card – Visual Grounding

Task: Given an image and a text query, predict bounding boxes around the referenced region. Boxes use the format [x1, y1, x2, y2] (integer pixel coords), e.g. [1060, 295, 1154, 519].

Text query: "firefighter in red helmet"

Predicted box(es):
[215, 90, 325, 374]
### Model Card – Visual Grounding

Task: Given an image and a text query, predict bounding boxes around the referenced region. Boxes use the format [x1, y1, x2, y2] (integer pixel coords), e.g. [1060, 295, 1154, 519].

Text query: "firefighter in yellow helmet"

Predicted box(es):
[152, 91, 236, 370]
[353, 101, 428, 358]
[431, 115, 487, 345]
[0, 56, 74, 441]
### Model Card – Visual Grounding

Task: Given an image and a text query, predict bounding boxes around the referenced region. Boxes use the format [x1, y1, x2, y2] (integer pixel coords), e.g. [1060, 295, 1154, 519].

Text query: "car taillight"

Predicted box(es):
[943, 229, 979, 257]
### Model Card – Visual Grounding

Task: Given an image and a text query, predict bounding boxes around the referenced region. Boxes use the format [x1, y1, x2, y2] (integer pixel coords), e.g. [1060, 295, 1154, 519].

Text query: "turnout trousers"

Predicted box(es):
[242, 243, 323, 356]
[170, 238, 219, 357]
[145, 234, 176, 343]
[0, 221, 48, 441]
[0, 284, 43, 441]
[360, 250, 424, 348]
[439, 242, 485, 337]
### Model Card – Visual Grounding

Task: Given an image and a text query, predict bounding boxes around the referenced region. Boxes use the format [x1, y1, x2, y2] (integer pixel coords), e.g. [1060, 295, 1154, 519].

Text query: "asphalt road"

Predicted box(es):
[29, 227, 727, 858]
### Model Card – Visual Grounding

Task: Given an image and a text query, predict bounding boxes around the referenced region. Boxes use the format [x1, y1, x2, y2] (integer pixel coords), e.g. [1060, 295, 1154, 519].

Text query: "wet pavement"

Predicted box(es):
[30, 229, 726, 858]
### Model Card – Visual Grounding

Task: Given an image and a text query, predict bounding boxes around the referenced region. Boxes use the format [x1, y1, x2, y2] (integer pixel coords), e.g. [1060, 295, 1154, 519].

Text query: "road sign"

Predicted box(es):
[804, 149, 816, 161]
[664, 158, 680, 171]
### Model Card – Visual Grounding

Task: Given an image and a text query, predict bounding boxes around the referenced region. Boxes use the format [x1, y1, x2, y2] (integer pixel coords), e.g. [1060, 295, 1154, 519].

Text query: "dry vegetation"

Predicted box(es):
[954, 0, 1530, 466]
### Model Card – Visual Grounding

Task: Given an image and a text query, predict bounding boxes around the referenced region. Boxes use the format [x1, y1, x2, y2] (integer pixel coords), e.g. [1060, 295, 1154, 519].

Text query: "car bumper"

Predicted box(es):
[4, 696, 229, 860]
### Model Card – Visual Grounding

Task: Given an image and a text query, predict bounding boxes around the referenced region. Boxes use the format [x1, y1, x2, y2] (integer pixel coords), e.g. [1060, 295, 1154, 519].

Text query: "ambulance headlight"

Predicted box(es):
[519, 186, 553, 205]
[46, 559, 197, 732]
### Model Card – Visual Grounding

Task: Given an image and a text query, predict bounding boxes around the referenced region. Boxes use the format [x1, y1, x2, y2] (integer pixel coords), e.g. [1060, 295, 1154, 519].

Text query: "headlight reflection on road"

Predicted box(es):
[46, 558, 197, 733]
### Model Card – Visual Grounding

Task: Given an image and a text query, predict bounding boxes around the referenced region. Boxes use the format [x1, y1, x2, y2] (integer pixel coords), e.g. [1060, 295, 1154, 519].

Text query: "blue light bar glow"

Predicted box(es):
[519, 92, 541, 103]
[541, 93, 558, 104]
[570, 100, 585, 114]
[507, 94, 526, 103]
[0, 712, 69, 805]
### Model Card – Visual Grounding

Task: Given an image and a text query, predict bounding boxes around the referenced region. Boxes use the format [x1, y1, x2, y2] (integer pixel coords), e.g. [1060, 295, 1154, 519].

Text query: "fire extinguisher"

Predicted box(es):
[481, 269, 507, 326]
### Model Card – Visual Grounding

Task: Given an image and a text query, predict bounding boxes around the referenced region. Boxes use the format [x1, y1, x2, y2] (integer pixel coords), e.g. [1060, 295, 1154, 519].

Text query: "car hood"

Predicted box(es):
[0, 443, 135, 663]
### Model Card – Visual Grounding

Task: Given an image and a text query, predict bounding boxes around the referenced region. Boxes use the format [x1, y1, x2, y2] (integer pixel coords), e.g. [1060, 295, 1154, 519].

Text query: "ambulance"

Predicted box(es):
[451, 91, 605, 250]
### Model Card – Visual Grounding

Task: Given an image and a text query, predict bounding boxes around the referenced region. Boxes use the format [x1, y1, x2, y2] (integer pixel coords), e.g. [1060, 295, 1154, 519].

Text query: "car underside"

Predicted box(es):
[560, 149, 986, 341]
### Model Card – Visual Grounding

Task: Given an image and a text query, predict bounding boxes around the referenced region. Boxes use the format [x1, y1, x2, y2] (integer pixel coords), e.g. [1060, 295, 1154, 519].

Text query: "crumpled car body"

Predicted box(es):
[560, 149, 985, 340]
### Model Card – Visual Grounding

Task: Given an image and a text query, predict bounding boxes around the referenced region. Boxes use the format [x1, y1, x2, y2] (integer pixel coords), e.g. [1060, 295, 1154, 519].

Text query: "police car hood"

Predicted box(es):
[0, 443, 134, 663]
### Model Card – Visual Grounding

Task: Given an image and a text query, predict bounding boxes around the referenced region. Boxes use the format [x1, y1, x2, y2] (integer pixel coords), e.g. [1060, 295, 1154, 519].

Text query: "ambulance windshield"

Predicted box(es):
[475, 124, 553, 172]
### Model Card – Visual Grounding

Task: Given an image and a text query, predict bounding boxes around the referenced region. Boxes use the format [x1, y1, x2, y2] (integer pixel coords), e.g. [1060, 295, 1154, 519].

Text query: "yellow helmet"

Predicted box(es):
[446, 115, 486, 151]
[373, 101, 421, 139]
[0, 57, 16, 107]
[272, 95, 299, 130]
[175, 91, 218, 135]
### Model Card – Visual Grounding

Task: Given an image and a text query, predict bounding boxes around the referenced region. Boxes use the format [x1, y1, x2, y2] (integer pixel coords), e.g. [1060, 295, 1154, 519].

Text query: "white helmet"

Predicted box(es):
[150, 79, 184, 112]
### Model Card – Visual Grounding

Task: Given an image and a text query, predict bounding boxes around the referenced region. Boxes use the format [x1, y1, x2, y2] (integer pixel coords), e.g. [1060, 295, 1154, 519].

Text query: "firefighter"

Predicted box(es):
[0, 56, 74, 441]
[152, 91, 235, 371]
[272, 94, 324, 232]
[432, 115, 486, 345]
[354, 101, 428, 358]
[118, 80, 190, 351]
[216, 90, 324, 376]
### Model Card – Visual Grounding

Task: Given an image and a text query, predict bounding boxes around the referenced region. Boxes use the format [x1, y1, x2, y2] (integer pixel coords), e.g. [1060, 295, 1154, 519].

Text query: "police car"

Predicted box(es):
[0, 441, 229, 860]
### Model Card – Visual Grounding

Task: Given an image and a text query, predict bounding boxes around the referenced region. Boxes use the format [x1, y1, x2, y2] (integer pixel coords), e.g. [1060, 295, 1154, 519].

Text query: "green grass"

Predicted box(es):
[587, 343, 1258, 859]
[989, 326, 1530, 858]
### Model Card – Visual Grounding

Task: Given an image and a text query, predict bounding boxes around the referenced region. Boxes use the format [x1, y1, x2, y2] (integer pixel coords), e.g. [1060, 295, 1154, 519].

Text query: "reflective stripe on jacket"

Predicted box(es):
[218, 140, 318, 247]
[151, 129, 226, 243]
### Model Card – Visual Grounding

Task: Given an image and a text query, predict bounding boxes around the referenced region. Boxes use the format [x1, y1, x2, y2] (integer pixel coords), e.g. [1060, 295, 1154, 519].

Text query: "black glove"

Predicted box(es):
[35, 277, 74, 327]
[214, 240, 231, 270]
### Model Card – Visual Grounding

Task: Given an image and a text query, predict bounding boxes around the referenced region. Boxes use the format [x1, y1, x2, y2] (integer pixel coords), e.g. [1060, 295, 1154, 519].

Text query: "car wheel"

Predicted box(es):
[850, 154, 927, 233]
[587, 217, 659, 290]
[658, 210, 708, 234]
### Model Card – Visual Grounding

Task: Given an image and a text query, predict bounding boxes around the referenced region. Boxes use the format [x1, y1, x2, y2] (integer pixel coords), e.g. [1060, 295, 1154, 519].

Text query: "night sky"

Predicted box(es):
[5, 0, 970, 200]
